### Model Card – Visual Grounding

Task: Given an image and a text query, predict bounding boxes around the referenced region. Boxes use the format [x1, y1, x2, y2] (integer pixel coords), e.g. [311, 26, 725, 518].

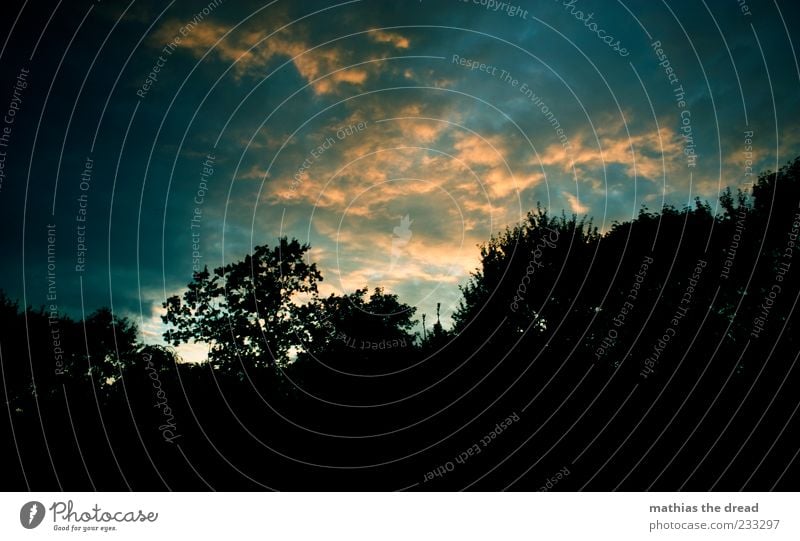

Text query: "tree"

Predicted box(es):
[162, 237, 322, 376]
[296, 286, 417, 359]
[452, 206, 599, 338]
[82, 307, 140, 388]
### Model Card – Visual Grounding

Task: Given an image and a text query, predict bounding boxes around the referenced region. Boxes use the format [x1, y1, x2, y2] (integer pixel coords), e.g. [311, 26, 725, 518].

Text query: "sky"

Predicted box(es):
[1, 0, 799, 361]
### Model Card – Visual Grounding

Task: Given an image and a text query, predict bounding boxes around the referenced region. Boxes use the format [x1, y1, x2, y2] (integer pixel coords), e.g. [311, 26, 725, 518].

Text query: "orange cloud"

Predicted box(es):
[151, 18, 370, 95]
[452, 133, 507, 168]
[563, 191, 589, 214]
[369, 30, 410, 49]
[537, 117, 683, 182]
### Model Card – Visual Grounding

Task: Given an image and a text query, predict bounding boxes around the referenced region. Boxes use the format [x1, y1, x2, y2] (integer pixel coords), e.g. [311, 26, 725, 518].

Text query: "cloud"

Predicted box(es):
[238, 163, 270, 181]
[369, 30, 411, 49]
[309, 209, 476, 306]
[563, 191, 589, 214]
[537, 116, 683, 182]
[150, 17, 371, 94]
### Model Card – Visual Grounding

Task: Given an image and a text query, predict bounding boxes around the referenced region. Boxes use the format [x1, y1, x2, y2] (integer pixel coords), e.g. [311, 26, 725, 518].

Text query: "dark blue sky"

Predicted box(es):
[1, 0, 798, 359]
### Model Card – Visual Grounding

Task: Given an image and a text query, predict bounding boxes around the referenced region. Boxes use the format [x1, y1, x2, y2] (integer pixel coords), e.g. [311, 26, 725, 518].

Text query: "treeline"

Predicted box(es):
[2, 158, 800, 490]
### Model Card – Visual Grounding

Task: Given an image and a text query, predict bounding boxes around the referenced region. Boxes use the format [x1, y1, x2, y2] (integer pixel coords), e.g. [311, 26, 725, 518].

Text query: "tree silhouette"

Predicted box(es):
[162, 237, 322, 376]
